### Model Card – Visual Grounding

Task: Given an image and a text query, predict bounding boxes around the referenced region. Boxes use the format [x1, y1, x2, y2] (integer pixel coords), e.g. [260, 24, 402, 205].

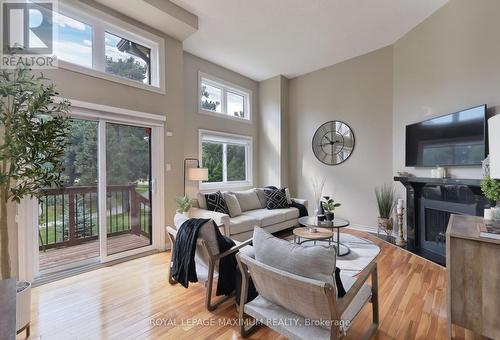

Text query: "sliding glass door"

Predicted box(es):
[36, 116, 161, 276]
[38, 119, 100, 272]
[105, 123, 152, 256]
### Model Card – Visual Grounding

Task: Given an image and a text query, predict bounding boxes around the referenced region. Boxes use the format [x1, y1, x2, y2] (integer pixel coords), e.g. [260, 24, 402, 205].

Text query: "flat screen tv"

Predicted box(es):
[405, 105, 487, 167]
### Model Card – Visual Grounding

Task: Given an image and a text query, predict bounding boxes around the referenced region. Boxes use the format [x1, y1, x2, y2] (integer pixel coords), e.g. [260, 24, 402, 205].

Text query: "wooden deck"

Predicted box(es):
[25, 229, 484, 339]
[39, 234, 151, 272]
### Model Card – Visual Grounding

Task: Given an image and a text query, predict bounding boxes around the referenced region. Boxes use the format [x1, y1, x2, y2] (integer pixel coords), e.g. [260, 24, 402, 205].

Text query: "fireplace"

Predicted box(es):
[394, 177, 492, 265]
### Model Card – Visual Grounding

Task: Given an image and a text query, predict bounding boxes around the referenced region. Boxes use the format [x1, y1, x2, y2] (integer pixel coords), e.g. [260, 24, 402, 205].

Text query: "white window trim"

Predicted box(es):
[55, 1, 166, 94]
[18, 99, 166, 280]
[199, 129, 253, 190]
[198, 72, 252, 123]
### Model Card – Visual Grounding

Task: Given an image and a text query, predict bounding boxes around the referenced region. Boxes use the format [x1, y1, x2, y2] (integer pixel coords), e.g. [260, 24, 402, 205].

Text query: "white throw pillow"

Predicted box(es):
[232, 189, 262, 212]
[252, 227, 336, 286]
[174, 212, 189, 228]
[223, 193, 242, 217]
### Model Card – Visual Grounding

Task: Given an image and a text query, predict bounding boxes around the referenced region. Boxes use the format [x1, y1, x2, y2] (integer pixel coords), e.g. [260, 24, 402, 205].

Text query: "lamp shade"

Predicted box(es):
[188, 167, 208, 181]
[489, 114, 500, 179]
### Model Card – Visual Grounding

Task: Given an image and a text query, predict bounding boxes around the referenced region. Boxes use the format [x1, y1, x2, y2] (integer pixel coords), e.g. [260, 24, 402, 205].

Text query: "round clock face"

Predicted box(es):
[312, 121, 355, 165]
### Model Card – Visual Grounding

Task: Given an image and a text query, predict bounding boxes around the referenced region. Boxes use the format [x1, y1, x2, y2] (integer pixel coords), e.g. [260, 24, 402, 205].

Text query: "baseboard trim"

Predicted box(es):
[347, 223, 378, 233]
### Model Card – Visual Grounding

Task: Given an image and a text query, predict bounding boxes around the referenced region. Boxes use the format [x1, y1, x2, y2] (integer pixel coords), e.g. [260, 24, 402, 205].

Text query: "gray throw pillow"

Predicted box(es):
[255, 188, 268, 208]
[232, 189, 262, 211]
[223, 192, 242, 217]
[252, 227, 336, 286]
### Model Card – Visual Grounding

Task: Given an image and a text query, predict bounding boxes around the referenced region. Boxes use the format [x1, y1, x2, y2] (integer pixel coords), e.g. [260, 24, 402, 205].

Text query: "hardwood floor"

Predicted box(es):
[22, 229, 482, 339]
[39, 234, 151, 271]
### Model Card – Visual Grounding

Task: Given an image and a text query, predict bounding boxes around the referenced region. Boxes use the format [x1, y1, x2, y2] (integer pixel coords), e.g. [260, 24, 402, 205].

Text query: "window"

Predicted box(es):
[199, 130, 252, 189]
[52, 12, 93, 68]
[51, 3, 164, 92]
[199, 72, 251, 121]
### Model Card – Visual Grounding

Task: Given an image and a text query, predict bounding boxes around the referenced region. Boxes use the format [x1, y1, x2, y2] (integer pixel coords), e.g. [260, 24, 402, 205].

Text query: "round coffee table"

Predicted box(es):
[293, 227, 334, 246]
[298, 216, 351, 256]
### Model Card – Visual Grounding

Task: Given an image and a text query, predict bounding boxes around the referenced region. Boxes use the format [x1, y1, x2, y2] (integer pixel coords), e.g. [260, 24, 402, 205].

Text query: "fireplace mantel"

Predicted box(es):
[394, 176, 491, 265]
[394, 176, 482, 187]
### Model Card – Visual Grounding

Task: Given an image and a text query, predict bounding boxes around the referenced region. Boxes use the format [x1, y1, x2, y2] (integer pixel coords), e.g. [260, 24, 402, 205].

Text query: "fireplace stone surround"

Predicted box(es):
[394, 176, 492, 265]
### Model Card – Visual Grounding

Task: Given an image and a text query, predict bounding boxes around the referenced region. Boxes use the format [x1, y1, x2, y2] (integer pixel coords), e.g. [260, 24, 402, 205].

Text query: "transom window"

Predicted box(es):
[199, 130, 253, 189]
[199, 72, 251, 121]
[51, 3, 164, 92]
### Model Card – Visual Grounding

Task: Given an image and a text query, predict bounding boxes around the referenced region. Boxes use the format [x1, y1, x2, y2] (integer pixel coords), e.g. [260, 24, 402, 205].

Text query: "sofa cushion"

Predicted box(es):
[253, 227, 336, 286]
[243, 208, 290, 227]
[229, 215, 261, 235]
[223, 192, 242, 217]
[205, 191, 229, 214]
[264, 188, 290, 209]
[232, 189, 262, 212]
[197, 192, 207, 209]
[255, 188, 268, 208]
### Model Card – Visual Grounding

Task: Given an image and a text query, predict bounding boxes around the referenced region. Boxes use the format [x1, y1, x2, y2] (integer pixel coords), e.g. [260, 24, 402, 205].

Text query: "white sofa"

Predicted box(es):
[187, 188, 307, 241]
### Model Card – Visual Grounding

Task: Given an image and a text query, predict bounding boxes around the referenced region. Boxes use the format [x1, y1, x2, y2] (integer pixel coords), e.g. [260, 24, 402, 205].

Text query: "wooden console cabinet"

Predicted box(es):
[446, 214, 500, 339]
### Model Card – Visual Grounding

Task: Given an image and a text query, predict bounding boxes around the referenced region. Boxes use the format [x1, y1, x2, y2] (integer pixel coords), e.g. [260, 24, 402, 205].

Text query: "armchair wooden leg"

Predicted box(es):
[168, 261, 177, 285]
[368, 263, 379, 339]
[205, 260, 233, 311]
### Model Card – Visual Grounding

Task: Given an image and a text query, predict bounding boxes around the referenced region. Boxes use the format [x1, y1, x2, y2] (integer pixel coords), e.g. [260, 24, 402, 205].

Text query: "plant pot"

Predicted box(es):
[325, 212, 334, 221]
[378, 217, 393, 231]
[0, 278, 16, 339]
[16, 281, 31, 336]
[494, 202, 500, 222]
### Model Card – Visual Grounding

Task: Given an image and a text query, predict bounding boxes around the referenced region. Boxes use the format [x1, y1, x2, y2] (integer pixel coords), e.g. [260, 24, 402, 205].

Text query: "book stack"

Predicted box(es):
[477, 221, 500, 240]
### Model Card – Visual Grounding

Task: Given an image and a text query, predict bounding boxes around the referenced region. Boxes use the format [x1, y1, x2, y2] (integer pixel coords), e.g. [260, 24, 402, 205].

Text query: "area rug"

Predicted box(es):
[286, 232, 380, 277]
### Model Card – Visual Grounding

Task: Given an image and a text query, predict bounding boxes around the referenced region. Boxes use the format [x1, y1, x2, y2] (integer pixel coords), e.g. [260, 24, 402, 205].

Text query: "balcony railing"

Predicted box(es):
[38, 184, 151, 251]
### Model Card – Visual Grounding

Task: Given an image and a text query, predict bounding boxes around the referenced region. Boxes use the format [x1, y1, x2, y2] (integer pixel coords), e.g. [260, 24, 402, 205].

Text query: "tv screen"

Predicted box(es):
[405, 105, 487, 167]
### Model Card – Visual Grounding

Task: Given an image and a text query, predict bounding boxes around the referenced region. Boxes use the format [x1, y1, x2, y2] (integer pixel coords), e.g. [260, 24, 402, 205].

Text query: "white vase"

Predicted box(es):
[16, 281, 31, 335]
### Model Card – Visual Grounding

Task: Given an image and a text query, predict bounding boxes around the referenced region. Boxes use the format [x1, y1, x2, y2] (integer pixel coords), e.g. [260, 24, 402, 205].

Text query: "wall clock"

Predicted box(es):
[312, 120, 355, 165]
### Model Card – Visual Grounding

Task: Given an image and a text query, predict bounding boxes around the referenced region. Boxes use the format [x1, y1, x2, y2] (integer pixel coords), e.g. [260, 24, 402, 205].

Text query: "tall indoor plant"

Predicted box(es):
[375, 184, 396, 235]
[0, 67, 70, 280]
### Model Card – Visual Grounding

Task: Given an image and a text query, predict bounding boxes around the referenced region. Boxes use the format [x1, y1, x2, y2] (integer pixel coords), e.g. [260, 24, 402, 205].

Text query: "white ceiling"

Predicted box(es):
[172, 0, 448, 81]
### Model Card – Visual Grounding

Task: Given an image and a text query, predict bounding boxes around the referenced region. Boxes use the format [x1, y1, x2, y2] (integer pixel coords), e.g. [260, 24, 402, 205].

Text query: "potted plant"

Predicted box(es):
[0, 67, 70, 335]
[175, 195, 192, 215]
[322, 198, 341, 221]
[481, 177, 500, 221]
[375, 184, 396, 235]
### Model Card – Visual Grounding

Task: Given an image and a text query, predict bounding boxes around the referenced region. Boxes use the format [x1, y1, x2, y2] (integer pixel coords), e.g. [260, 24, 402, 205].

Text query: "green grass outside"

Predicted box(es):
[39, 211, 151, 247]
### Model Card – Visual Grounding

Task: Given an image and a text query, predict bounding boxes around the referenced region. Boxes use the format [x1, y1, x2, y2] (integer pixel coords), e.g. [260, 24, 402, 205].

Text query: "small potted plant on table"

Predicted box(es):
[481, 177, 500, 221]
[375, 184, 396, 237]
[322, 198, 341, 221]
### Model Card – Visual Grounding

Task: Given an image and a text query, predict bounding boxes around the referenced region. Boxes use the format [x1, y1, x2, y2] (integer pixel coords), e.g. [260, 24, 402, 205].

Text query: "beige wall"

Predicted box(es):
[183, 52, 259, 195]
[393, 0, 500, 180]
[258, 75, 289, 187]
[288, 46, 394, 228]
[9, 2, 185, 278]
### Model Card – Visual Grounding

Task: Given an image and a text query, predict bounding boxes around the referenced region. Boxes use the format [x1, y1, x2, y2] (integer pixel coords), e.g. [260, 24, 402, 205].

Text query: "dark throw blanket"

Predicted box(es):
[171, 218, 236, 296]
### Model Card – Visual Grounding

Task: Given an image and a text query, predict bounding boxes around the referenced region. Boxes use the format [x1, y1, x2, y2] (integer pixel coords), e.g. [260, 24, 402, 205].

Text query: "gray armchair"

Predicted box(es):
[166, 223, 251, 311]
[236, 250, 379, 339]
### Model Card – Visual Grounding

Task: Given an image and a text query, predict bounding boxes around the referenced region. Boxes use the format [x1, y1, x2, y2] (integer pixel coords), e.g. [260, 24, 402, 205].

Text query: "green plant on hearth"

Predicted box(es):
[0, 67, 70, 279]
[480, 177, 500, 203]
[175, 195, 192, 213]
[322, 198, 341, 212]
[375, 184, 396, 219]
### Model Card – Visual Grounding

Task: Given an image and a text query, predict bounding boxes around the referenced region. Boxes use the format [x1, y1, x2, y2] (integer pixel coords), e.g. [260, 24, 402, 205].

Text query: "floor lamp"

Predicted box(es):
[184, 158, 208, 196]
